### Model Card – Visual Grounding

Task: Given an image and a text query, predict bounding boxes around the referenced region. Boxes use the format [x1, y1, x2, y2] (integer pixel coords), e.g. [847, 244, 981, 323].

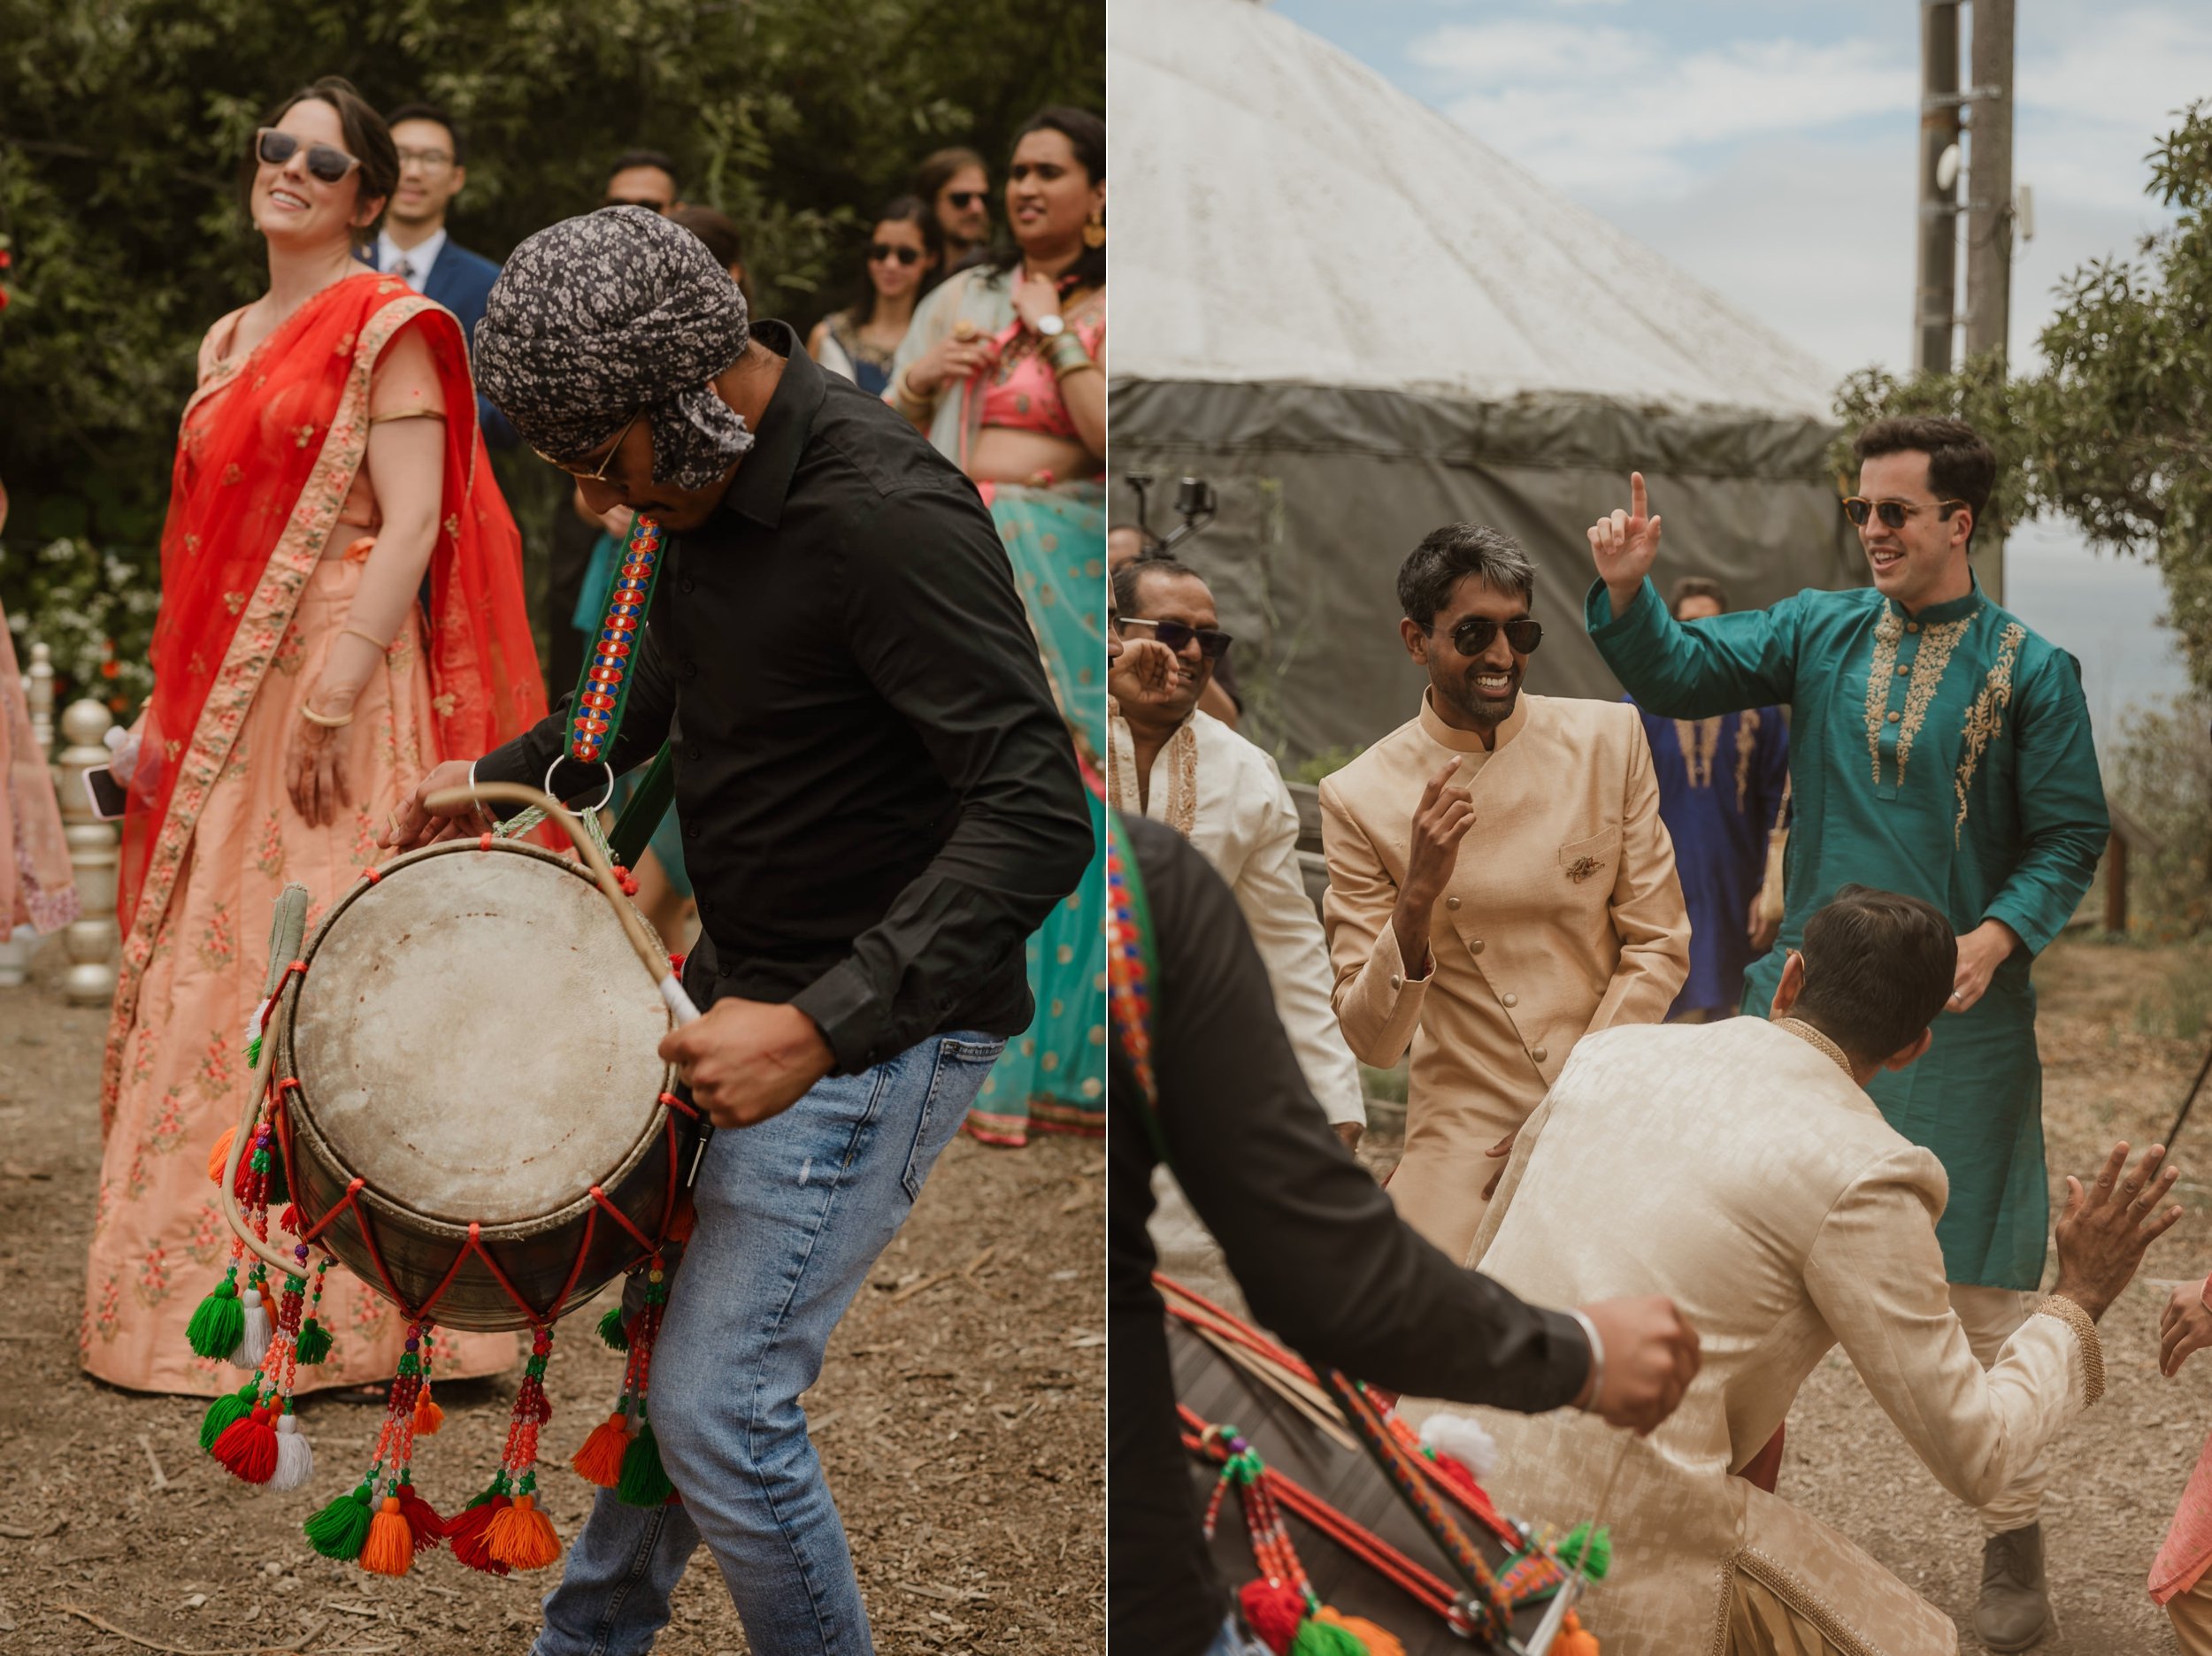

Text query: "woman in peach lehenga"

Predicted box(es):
[82, 79, 544, 1397]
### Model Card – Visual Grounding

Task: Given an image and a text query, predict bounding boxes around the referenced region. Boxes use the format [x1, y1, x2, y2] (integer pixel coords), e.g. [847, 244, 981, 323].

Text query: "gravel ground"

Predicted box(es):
[0, 939, 1103, 1656]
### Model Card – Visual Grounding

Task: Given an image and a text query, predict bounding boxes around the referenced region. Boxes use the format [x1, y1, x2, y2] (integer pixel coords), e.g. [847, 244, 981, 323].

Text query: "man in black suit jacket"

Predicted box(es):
[373, 103, 517, 449]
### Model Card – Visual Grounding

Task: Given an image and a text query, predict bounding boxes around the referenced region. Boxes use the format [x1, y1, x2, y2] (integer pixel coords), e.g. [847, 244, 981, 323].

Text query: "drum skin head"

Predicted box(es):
[287, 844, 670, 1228]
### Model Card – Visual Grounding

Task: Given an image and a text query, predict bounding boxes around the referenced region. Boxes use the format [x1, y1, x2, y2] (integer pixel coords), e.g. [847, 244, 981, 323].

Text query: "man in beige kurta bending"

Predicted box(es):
[1465, 886, 2180, 1653]
[1320, 524, 1688, 1261]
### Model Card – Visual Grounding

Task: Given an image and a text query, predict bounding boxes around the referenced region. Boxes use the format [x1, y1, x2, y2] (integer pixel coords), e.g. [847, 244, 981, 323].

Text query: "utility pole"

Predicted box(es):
[1913, 1, 1962, 375]
[1963, 0, 2014, 601]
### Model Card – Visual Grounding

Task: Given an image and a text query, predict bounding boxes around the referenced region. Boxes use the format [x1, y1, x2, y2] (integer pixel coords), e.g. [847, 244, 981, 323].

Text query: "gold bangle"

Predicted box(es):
[1053, 356, 1102, 381]
[893, 369, 936, 414]
[298, 700, 354, 728]
[340, 625, 391, 653]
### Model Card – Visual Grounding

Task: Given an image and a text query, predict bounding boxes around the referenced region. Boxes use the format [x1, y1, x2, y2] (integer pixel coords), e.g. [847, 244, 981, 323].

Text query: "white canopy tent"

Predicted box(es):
[1109, 0, 1861, 762]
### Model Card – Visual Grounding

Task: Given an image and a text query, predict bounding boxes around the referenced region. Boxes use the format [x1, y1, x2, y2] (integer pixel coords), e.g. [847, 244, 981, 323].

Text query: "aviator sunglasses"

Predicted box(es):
[1841, 495, 1969, 530]
[944, 190, 987, 209]
[869, 242, 924, 265]
[1447, 616, 1543, 656]
[255, 127, 362, 185]
[1117, 616, 1234, 660]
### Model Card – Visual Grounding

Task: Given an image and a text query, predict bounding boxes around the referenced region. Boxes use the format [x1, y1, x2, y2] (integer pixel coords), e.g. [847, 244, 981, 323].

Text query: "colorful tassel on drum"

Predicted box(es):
[447, 1476, 514, 1576]
[595, 1302, 630, 1352]
[201, 1378, 258, 1453]
[212, 1402, 281, 1484]
[465, 1326, 562, 1572]
[187, 1261, 247, 1361]
[1315, 1609, 1404, 1656]
[359, 1496, 415, 1578]
[305, 1481, 376, 1561]
[612, 1261, 677, 1507]
[295, 1260, 334, 1366]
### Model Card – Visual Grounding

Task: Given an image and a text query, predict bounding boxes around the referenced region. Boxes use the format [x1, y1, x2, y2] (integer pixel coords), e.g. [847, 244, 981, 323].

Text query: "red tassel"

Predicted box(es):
[212, 1404, 280, 1484]
[394, 1484, 447, 1552]
[1240, 1579, 1307, 1655]
[449, 1496, 513, 1576]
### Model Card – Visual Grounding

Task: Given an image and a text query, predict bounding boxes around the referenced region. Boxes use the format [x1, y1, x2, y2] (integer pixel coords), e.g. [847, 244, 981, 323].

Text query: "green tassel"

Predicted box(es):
[303, 1481, 375, 1560]
[245, 1034, 262, 1070]
[265, 1146, 288, 1205]
[1288, 1616, 1368, 1656]
[186, 1278, 244, 1361]
[1558, 1522, 1611, 1581]
[596, 1303, 630, 1352]
[295, 1316, 331, 1365]
[616, 1418, 674, 1506]
[198, 1380, 257, 1453]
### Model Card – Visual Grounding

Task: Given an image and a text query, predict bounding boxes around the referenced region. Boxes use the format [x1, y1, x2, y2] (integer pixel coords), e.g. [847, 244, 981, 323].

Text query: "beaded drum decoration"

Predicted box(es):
[569, 514, 665, 768]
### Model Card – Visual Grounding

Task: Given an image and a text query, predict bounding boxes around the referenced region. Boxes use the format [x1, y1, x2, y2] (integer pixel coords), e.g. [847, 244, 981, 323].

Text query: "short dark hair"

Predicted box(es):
[1112, 555, 1206, 620]
[1396, 525, 1536, 628]
[242, 77, 398, 252]
[607, 149, 680, 192]
[913, 146, 988, 203]
[1852, 416, 1996, 545]
[1792, 885, 1956, 1062]
[1671, 577, 1728, 615]
[384, 102, 464, 165]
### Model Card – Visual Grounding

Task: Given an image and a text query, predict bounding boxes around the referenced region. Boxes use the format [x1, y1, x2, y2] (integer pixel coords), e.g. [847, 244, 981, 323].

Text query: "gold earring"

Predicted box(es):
[1082, 213, 1106, 249]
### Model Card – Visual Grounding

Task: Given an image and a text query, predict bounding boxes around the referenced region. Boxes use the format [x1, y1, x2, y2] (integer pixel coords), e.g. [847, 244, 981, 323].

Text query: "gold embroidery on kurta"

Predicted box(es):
[1162, 719, 1199, 840]
[1893, 613, 1976, 780]
[1672, 717, 1721, 789]
[1954, 622, 2024, 843]
[1734, 709, 1760, 811]
[1863, 610, 1902, 783]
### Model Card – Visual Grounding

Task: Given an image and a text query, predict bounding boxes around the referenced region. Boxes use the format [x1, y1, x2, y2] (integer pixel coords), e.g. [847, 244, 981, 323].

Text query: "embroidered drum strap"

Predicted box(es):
[1105, 813, 1171, 1168]
[565, 514, 667, 767]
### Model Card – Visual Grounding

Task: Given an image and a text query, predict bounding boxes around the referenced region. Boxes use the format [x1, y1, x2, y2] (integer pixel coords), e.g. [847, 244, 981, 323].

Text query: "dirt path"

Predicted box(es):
[0, 939, 1103, 1655]
[1784, 936, 2210, 1654]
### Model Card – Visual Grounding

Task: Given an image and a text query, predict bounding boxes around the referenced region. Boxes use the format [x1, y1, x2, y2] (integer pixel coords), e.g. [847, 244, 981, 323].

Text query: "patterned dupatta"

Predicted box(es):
[107, 272, 544, 1119]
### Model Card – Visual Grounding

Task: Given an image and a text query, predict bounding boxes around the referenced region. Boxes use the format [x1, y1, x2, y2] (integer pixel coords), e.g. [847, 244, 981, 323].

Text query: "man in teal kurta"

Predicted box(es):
[1583, 417, 2108, 1652]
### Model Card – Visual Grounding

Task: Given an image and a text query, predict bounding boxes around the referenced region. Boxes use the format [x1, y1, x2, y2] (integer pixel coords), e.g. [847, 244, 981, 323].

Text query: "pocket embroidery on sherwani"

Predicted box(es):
[1557, 825, 1621, 884]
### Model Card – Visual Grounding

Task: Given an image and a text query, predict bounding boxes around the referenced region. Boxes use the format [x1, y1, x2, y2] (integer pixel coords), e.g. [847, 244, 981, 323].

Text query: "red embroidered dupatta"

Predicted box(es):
[109, 274, 543, 1107]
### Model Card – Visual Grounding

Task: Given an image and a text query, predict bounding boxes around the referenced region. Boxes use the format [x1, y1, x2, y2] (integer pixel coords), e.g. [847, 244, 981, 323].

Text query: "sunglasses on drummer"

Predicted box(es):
[534, 410, 641, 482]
[255, 127, 362, 185]
[1444, 617, 1543, 656]
[1841, 495, 1970, 530]
[1117, 616, 1233, 660]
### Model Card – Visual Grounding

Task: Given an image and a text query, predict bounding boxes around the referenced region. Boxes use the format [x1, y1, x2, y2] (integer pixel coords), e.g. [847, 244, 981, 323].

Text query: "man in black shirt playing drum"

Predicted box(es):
[386, 209, 1092, 1656]
[1107, 634, 1702, 1656]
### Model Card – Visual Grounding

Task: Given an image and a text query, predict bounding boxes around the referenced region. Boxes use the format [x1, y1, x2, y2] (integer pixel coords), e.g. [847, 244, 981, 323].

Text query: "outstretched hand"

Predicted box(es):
[2050, 1140, 2183, 1322]
[1587, 472, 1663, 619]
[2161, 1279, 2212, 1377]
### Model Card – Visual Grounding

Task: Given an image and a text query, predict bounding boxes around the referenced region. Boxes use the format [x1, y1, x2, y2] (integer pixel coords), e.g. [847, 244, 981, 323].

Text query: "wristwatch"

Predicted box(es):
[1034, 313, 1066, 338]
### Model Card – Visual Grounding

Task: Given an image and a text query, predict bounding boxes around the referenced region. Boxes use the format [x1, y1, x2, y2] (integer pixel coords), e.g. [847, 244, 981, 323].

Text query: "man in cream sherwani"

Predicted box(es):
[1109, 555, 1367, 1142]
[1463, 886, 2180, 1654]
[1321, 524, 1689, 1261]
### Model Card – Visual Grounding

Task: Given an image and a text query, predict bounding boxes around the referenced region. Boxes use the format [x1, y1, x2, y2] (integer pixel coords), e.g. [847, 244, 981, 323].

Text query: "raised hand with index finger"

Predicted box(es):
[1587, 471, 1664, 621]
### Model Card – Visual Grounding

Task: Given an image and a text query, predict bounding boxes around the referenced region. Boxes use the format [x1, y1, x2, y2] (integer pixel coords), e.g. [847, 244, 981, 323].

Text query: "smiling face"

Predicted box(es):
[1119, 567, 1217, 728]
[1405, 573, 1532, 734]
[936, 165, 991, 248]
[1006, 129, 1101, 257]
[1855, 448, 1975, 610]
[388, 116, 465, 232]
[251, 97, 380, 253]
[867, 217, 935, 302]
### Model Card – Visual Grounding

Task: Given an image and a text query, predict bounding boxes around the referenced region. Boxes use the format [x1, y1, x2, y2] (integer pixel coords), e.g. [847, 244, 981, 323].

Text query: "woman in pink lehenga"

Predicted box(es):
[81, 80, 544, 1398]
[0, 479, 81, 947]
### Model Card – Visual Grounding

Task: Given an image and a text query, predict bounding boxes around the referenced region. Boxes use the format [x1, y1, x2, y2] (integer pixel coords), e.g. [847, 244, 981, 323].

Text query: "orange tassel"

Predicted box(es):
[1317, 1609, 1406, 1656]
[1555, 1610, 1600, 1656]
[572, 1412, 631, 1488]
[206, 1127, 236, 1184]
[413, 1382, 443, 1436]
[358, 1496, 414, 1577]
[486, 1493, 560, 1570]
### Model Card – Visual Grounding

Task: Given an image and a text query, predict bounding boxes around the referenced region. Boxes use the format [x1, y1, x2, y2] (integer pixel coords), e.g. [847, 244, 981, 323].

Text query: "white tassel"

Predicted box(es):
[268, 1413, 314, 1491]
[1419, 1409, 1499, 1479]
[242, 996, 273, 1051]
[230, 1289, 273, 1370]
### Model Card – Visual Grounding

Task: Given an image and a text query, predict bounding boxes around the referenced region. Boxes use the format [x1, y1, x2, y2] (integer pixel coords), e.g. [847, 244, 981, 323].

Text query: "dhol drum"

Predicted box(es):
[266, 836, 699, 1333]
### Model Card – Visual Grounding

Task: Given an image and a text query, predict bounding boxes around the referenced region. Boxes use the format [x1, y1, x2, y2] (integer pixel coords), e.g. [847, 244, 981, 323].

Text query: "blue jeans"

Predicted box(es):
[532, 1031, 1006, 1656]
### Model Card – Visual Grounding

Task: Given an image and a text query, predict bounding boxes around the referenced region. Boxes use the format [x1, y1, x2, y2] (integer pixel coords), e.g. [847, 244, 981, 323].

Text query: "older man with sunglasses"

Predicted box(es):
[1319, 525, 1689, 1265]
[1585, 415, 2110, 1651]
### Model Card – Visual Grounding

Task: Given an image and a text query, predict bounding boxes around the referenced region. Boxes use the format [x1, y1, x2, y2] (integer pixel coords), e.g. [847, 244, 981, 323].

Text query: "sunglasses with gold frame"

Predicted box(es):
[1840, 495, 1970, 530]
[534, 410, 641, 482]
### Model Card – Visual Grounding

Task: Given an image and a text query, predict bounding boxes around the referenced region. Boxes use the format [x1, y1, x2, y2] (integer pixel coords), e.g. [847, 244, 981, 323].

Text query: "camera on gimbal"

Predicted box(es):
[1125, 472, 1217, 553]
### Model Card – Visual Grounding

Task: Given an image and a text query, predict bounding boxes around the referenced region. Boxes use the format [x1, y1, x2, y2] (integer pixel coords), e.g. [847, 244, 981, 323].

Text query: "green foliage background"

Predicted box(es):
[0, 0, 1102, 709]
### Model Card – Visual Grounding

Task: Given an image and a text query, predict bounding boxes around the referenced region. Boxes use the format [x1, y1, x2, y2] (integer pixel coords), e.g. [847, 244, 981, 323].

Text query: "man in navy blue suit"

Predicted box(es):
[372, 103, 516, 448]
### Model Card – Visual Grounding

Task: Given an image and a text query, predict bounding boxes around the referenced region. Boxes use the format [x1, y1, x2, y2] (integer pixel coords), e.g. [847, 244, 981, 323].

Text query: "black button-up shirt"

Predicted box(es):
[477, 321, 1093, 1073]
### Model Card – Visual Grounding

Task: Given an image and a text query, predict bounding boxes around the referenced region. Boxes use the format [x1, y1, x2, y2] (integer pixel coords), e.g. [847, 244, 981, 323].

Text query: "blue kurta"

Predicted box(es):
[1631, 700, 1790, 1017]
[1591, 575, 2108, 1289]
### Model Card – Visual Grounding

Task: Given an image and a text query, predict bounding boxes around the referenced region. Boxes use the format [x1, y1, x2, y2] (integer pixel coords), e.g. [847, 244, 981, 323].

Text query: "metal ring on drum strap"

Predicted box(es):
[542, 754, 618, 817]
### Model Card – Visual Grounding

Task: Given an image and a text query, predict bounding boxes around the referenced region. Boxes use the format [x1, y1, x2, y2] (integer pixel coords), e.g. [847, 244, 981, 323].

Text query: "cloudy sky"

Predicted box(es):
[1271, 0, 2209, 725]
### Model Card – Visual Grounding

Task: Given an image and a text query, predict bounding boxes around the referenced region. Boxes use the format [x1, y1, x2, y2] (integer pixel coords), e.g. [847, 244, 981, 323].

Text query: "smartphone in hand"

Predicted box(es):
[83, 764, 127, 821]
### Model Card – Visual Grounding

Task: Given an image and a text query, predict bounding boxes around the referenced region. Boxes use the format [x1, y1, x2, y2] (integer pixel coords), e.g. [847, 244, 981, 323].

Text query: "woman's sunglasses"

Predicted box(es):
[1841, 495, 1969, 529]
[1118, 616, 1233, 660]
[1448, 617, 1543, 656]
[255, 127, 361, 186]
[869, 243, 923, 266]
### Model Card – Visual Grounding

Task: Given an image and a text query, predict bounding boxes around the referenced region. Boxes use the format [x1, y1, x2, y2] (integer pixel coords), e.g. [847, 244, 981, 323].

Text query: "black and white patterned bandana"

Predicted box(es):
[475, 206, 754, 490]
